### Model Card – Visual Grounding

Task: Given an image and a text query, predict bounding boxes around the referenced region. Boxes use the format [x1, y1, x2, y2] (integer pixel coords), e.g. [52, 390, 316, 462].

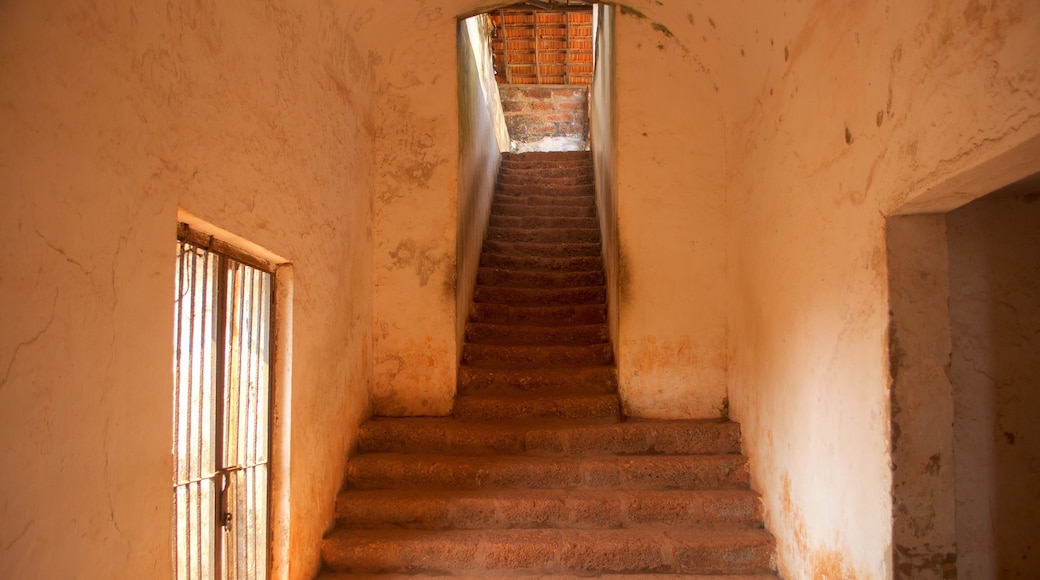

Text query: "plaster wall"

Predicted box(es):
[365, 5, 461, 417]
[948, 188, 1040, 578]
[590, 4, 619, 356]
[0, 1, 376, 578]
[886, 215, 957, 578]
[613, 7, 729, 419]
[720, 0, 1040, 578]
[457, 16, 507, 361]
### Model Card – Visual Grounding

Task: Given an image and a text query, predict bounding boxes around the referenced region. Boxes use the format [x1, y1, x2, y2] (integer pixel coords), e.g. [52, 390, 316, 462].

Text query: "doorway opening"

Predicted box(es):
[887, 168, 1040, 578]
[173, 223, 274, 580]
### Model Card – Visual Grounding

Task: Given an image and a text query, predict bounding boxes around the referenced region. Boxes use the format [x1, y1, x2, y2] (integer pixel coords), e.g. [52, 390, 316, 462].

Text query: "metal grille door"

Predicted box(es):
[174, 231, 272, 580]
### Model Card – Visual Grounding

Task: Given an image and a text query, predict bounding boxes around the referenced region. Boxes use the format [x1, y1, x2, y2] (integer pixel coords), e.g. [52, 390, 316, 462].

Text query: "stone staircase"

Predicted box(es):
[319, 151, 779, 578]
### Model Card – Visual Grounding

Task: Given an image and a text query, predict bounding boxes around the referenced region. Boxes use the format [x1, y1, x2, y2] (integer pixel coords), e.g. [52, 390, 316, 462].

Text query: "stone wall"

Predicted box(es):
[499, 85, 589, 152]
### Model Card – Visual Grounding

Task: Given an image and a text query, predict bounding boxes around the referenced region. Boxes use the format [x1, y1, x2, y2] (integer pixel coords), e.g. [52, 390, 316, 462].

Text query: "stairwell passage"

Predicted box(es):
[319, 151, 780, 578]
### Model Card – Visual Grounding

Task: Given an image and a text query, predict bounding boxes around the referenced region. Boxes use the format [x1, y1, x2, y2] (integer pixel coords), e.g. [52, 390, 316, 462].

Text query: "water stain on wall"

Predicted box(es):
[389, 238, 447, 287]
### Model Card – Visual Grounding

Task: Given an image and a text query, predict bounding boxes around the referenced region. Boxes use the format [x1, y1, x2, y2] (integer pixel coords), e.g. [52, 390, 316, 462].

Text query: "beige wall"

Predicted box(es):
[591, 4, 619, 359]
[886, 215, 957, 578]
[949, 187, 1040, 578]
[0, 1, 376, 578]
[457, 15, 507, 362]
[721, 0, 1040, 577]
[366, 5, 461, 417]
[613, 7, 729, 419]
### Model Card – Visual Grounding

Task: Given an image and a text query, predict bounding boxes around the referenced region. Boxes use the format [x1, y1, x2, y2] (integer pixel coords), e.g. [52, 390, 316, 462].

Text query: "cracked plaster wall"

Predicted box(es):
[720, 0, 1040, 578]
[0, 1, 376, 578]
[948, 188, 1040, 578]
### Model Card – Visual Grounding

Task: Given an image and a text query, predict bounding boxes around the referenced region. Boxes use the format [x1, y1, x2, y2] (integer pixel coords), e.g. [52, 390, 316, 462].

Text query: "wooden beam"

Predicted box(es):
[533, 13, 542, 84]
[499, 9, 513, 84]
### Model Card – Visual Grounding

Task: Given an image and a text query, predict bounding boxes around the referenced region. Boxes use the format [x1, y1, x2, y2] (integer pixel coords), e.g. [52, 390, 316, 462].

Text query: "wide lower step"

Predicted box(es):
[481, 240, 601, 258]
[480, 254, 603, 272]
[453, 392, 620, 420]
[357, 417, 742, 456]
[319, 574, 780, 580]
[335, 488, 762, 530]
[457, 367, 617, 396]
[466, 322, 608, 345]
[344, 453, 750, 491]
[470, 303, 606, 325]
[492, 203, 597, 218]
[321, 527, 776, 575]
[462, 343, 614, 367]
[490, 215, 599, 229]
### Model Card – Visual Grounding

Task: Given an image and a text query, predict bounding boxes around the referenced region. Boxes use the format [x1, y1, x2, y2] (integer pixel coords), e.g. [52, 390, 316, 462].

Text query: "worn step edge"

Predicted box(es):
[480, 240, 602, 258]
[457, 365, 617, 393]
[319, 574, 780, 580]
[453, 391, 620, 420]
[344, 453, 751, 491]
[465, 322, 609, 345]
[357, 417, 742, 456]
[321, 527, 775, 575]
[462, 343, 614, 367]
[479, 254, 603, 271]
[334, 488, 763, 529]
[491, 203, 597, 218]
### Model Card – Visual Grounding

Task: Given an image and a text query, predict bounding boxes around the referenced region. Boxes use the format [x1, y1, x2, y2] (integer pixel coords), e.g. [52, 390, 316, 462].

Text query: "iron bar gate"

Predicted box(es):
[174, 225, 272, 580]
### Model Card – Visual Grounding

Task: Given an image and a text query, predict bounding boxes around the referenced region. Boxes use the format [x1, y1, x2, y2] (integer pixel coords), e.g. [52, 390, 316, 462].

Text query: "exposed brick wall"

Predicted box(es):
[499, 86, 588, 152]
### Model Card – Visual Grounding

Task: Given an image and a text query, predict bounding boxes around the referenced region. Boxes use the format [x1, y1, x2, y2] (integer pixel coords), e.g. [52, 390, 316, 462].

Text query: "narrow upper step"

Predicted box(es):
[456, 366, 617, 395]
[465, 321, 609, 345]
[454, 391, 620, 420]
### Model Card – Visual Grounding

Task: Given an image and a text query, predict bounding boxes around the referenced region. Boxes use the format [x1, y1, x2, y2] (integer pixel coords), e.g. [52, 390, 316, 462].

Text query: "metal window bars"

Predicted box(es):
[174, 226, 272, 580]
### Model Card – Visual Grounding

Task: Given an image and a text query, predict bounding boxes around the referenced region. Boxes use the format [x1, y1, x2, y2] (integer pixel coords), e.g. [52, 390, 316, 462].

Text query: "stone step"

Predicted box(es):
[321, 527, 775, 575]
[501, 151, 591, 163]
[487, 226, 600, 244]
[462, 343, 614, 367]
[489, 215, 599, 229]
[465, 322, 608, 345]
[457, 366, 617, 394]
[343, 453, 750, 491]
[500, 157, 592, 167]
[497, 174, 594, 189]
[497, 181, 595, 194]
[319, 574, 780, 580]
[453, 391, 620, 419]
[334, 488, 762, 530]
[499, 166, 594, 180]
[480, 254, 603, 272]
[481, 240, 601, 258]
[494, 193, 596, 207]
[357, 418, 743, 456]
[470, 303, 606, 325]
[477, 267, 604, 289]
[491, 203, 597, 218]
[473, 285, 606, 306]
